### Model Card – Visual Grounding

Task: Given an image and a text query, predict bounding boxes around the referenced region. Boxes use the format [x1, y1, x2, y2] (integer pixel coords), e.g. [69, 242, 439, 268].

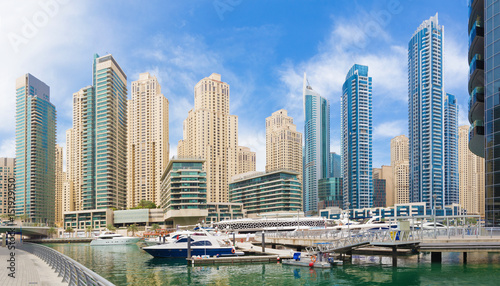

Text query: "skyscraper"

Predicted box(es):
[373, 166, 393, 206]
[0, 158, 15, 215]
[68, 54, 127, 211]
[341, 64, 373, 209]
[391, 135, 410, 204]
[127, 72, 169, 208]
[237, 146, 256, 174]
[468, 0, 500, 226]
[15, 74, 56, 224]
[329, 152, 341, 178]
[408, 14, 444, 211]
[178, 73, 238, 203]
[303, 73, 330, 214]
[458, 125, 485, 217]
[265, 109, 302, 184]
[444, 94, 459, 206]
[55, 145, 64, 225]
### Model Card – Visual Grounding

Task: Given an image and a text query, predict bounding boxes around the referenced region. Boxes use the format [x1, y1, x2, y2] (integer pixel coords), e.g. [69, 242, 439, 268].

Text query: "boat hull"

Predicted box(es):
[142, 247, 237, 258]
[90, 237, 141, 246]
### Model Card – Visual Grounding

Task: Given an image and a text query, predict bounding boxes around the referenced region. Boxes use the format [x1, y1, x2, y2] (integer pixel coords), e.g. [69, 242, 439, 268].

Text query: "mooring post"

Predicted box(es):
[392, 246, 398, 267]
[463, 252, 467, 264]
[187, 235, 192, 259]
[262, 231, 265, 253]
[233, 232, 236, 246]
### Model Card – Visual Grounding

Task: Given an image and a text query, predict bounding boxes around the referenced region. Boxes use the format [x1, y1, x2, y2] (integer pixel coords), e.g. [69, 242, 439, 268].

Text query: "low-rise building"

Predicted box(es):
[63, 209, 114, 230]
[229, 170, 302, 218]
[205, 203, 245, 224]
[160, 158, 208, 227]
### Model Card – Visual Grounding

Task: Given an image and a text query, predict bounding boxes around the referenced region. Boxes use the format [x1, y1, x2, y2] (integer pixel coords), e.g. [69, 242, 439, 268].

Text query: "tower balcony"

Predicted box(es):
[468, 20, 484, 62]
[468, 86, 484, 124]
[468, 0, 484, 31]
[468, 54, 484, 94]
[469, 120, 484, 158]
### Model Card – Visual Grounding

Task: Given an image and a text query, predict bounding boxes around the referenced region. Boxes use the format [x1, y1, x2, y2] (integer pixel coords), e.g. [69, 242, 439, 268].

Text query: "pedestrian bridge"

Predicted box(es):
[0, 225, 51, 238]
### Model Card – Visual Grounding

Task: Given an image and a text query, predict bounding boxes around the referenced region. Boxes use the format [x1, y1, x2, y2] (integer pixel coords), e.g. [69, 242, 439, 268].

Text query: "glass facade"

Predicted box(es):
[329, 152, 341, 178]
[15, 74, 56, 224]
[444, 94, 459, 206]
[342, 64, 373, 209]
[303, 74, 330, 214]
[318, 177, 343, 209]
[484, 0, 500, 226]
[408, 14, 445, 210]
[373, 179, 386, 208]
[229, 171, 302, 216]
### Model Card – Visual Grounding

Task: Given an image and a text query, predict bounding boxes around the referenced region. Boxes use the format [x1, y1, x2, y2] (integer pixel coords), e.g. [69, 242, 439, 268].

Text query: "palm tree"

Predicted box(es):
[47, 227, 57, 239]
[127, 224, 138, 236]
[151, 223, 160, 232]
[85, 226, 93, 238]
[106, 224, 116, 232]
[65, 227, 74, 238]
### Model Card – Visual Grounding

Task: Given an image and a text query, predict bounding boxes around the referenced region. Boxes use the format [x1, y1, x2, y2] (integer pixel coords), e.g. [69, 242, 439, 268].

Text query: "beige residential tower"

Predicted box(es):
[391, 135, 410, 205]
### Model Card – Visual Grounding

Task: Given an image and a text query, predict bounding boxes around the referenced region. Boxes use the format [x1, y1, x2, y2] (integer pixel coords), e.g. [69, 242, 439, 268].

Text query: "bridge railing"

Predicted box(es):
[18, 242, 114, 286]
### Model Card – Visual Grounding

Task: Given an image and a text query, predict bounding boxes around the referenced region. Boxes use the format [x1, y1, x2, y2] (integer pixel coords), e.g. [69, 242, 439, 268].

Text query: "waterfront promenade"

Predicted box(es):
[0, 246, 67, 286]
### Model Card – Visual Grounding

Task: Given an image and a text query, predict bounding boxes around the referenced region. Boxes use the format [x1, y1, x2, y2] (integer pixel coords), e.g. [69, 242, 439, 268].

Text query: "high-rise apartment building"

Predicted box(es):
[0, 158, 15, 215]
[55, 145, 64, 225]
[373, 166, 393, 207]
[329, 152, 341, 178]
[459, 125, 485, 217]
[15, 74, 56, 224]
[178, 73, 238, 203]
[303, 73, 330, 214]
[68, 54, 127, 211]
[265, 109, 302, 184]
[127, 72, 169, 208]
[444, 94, 459, 206]
[373, 179, 386, 208]
[237, 146, 256, 174]
[468, 0, 500, 226]
[408, 14, 444, 210]
[341, 64, 372, 209]
[391, 135, 410, 204]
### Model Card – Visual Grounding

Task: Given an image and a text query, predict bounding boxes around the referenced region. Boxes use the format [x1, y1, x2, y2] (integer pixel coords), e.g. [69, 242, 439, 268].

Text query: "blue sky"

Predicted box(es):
[0, 0, 469, 171]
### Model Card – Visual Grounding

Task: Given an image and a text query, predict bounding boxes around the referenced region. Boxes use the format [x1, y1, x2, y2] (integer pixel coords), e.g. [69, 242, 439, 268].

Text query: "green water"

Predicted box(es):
[45, 243, 500, 285]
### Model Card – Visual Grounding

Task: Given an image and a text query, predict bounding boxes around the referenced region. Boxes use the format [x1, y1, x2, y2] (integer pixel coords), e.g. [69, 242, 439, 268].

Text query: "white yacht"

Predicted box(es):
[90, 232, 141, 246]
[142, 228, 244, 258]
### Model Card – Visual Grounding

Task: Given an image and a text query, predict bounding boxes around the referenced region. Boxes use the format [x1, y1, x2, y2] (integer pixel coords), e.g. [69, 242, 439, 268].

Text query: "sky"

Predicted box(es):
[0, 0, 470, 171]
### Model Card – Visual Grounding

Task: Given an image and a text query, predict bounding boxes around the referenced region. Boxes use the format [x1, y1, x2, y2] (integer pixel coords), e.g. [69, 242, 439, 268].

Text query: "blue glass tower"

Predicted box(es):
[408, 14, 444, 211]
[444, 93, 459, 206]
[303, 73, 330, 214]
[329, 152, 341, 178]
[341, 64, 373, 209]
[15, 74, 56, 224]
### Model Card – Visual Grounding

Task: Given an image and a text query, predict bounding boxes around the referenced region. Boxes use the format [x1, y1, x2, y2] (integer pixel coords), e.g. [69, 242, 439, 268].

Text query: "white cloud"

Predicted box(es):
[374, 120, 407, 139]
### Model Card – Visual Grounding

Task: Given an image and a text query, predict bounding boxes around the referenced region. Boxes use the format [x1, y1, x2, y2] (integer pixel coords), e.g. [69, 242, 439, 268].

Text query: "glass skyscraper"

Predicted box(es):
[341, 64, 373, 209]
[15, 74, 56, 224]
[303, 73, 330, 214]
[444, 93, 459, 206]
[68, 54, 128, 211]
[469, 0, 500, 226]
[408, 14, 444, 211]
[329, 152, 341, 178]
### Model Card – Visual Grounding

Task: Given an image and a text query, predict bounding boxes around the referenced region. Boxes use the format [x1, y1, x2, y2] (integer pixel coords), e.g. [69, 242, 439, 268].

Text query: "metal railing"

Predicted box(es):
[18, 242, 114, 286]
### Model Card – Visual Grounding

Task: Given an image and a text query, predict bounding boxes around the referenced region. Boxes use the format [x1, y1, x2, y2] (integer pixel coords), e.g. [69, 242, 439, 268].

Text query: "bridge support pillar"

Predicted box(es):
[463, 252, 467, 264]
[392, 246, 398, 267]
[431, 252, 442, 263]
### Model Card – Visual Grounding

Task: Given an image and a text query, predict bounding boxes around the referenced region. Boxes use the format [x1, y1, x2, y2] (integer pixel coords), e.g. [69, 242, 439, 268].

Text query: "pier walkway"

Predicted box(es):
[0, 246, 67, 286]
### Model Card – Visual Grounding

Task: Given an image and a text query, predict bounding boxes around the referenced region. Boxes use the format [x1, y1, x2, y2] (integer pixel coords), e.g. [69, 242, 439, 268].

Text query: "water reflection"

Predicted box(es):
[45, 243, 500, 285]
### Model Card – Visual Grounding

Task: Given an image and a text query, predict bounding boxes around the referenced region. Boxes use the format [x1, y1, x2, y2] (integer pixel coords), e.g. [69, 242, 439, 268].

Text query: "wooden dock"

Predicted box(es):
[188, 255, 283, 266]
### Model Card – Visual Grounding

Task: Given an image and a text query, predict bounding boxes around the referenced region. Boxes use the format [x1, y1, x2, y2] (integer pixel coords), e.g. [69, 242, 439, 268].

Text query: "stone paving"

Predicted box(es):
[0, 246, 67, 286]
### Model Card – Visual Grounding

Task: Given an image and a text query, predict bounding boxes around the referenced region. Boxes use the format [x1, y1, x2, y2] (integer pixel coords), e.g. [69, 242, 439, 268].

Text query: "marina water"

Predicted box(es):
[45, 243, 500, 285]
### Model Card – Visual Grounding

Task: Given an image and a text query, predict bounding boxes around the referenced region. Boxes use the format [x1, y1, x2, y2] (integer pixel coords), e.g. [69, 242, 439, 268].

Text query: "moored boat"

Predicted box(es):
[90, 232, 141, 246]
